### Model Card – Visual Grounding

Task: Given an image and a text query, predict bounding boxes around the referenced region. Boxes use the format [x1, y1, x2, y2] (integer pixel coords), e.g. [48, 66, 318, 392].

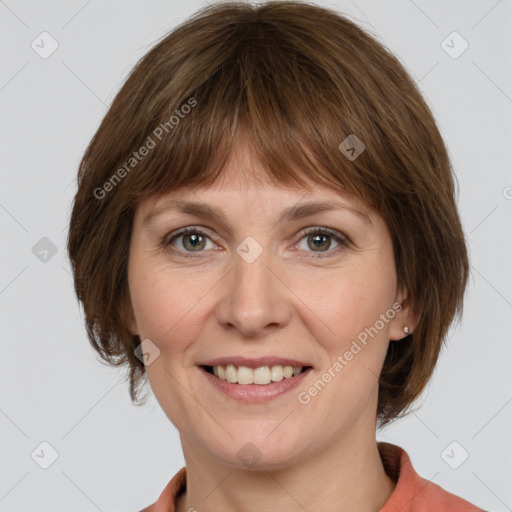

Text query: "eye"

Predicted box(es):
[163, 226, 350, 258]
[165, 227, 215, 255]
[295, 227, 349, 257]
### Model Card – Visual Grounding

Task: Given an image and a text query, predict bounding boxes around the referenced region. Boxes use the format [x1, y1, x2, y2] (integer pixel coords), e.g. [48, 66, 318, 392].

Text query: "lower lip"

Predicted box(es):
[199, 366, 313, 403]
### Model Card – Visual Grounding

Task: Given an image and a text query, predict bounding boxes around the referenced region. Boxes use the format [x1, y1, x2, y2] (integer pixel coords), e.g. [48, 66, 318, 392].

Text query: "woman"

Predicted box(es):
[67, 2, 484, 510]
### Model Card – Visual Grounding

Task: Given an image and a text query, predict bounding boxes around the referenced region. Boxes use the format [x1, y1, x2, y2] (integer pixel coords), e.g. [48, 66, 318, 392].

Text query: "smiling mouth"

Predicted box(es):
[201, 364, 312, 386]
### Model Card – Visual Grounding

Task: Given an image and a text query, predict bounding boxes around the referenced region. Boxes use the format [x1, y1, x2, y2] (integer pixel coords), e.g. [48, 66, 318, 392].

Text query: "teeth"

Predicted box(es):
[225, 364, 238, 383]
[270, 365, 283, 381]
[238, 365, 255, 385]
[210, 364, 304, 385]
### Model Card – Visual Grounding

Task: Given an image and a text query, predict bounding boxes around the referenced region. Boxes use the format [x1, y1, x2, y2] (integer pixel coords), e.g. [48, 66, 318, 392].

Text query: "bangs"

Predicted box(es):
[116, 15, 377, 209]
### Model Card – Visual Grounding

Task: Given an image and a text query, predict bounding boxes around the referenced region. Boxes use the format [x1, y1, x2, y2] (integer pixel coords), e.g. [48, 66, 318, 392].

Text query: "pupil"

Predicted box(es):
[311, 234, 329, 250]
[186, 233, 203, 250]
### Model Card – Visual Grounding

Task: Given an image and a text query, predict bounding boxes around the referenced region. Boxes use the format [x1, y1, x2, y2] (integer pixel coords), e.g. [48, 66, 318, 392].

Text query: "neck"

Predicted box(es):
[176, 426, 396, 512]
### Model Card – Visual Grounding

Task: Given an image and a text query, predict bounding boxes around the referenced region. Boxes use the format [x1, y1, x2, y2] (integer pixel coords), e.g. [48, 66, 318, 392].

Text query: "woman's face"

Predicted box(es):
[127, 144, 412, 470]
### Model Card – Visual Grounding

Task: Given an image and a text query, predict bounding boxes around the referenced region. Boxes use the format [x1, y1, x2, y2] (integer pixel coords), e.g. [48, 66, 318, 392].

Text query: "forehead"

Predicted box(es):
[136, 141, 370, 219]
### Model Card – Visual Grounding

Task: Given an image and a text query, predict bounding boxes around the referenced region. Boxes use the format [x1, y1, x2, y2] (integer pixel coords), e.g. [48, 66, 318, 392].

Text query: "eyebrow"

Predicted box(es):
[142, 199, 372, 227]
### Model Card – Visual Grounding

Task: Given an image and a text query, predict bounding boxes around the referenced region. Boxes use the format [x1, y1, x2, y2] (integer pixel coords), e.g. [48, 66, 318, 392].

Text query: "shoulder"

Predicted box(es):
[378, 442, 485, 511]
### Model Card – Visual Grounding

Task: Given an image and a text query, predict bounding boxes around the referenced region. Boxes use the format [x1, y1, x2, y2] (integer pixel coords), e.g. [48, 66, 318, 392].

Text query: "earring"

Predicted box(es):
[403, 326, 410, 334]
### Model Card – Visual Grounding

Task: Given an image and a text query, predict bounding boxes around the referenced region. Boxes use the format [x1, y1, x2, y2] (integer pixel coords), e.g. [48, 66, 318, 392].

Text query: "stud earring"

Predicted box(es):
[403, 326, 410, 334]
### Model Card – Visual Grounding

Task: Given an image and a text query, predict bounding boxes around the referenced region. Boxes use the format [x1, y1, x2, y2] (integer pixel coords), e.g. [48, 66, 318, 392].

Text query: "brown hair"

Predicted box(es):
[66, 1, 469, 427]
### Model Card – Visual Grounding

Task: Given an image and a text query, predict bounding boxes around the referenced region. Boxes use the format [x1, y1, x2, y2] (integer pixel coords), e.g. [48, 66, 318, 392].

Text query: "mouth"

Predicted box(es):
[196, 355, 314, 402]
[200, 363, 312, 385]
[199, 363, 313, 402]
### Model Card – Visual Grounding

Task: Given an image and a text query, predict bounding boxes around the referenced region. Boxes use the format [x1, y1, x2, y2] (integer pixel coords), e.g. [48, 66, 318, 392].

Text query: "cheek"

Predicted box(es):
[296, 268, 396, 420]
[128, 255, 215, 361]
[128, 264, 206, 423]
[131, 274, 186, 339]
[128, 252, 173, 335]
[292, 259, 396, 350]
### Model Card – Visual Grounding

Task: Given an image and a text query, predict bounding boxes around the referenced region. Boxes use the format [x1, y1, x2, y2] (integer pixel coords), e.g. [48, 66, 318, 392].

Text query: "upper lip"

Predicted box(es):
[199, 356, 313, 369]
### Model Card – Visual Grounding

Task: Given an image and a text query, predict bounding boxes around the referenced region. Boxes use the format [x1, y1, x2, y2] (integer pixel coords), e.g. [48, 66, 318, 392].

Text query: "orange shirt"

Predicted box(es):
[140, 442, 484, 511]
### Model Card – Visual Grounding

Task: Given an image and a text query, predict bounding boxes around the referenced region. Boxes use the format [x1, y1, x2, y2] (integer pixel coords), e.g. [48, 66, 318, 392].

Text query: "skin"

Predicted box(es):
[127, 142, 418, 512]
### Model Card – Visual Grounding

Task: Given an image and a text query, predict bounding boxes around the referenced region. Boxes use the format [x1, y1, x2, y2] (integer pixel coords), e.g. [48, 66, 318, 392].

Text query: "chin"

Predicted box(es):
[202, 429, 308, 471]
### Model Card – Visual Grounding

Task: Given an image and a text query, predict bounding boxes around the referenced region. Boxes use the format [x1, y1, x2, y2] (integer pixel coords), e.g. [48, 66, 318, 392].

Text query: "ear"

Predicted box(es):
[388, 286, 420, 341]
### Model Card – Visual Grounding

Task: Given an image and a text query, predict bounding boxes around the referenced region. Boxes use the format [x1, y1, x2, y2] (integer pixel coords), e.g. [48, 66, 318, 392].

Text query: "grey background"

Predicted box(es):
[0, 0, 511, 510]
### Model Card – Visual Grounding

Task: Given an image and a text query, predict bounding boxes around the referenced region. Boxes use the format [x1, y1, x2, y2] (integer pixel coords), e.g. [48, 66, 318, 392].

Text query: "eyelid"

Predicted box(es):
[163, 226, 217, 245]
[293, 227, 350, 257]
[300, 226, 351, 246]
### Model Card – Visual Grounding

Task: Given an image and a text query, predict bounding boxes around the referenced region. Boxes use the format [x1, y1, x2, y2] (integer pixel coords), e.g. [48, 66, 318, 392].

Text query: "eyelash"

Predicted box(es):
[162, 226, 351, 259]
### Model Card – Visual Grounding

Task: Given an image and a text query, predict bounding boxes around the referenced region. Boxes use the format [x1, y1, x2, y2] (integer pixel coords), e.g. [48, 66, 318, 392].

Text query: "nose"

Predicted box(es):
[214, 244, 292, 338]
